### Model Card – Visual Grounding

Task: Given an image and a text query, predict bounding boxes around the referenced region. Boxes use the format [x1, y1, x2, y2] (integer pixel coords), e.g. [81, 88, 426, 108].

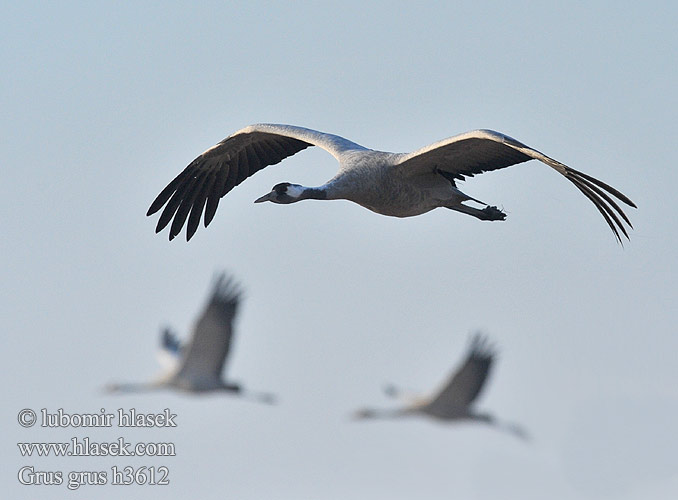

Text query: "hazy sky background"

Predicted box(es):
[3, 1, 677, 499]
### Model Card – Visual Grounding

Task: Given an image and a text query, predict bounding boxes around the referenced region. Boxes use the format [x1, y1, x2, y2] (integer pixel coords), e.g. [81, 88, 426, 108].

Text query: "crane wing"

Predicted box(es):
[425, 334, 494, 415]
[161, 328, 183, 356]
[155, 328, 183, 372]
[147, 123, 367, 241]
[174, 273, 241, 385]
[396, 129, 636, 243]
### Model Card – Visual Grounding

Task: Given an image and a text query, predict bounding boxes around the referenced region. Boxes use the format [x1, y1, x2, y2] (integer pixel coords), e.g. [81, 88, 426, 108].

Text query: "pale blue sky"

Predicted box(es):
[3, 1, 677, 499]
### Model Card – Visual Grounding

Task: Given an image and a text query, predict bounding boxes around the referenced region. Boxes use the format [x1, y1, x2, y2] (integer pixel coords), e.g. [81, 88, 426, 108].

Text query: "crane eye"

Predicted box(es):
[273, 183, 289, 194]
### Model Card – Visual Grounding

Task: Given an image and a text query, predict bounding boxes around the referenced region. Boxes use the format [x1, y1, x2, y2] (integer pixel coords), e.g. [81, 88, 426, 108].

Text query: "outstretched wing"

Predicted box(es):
[147, 123, 368, 241]
[396, 129, 636, 243]
[425, 334, 495, 415]
[174, 273, 242, 385]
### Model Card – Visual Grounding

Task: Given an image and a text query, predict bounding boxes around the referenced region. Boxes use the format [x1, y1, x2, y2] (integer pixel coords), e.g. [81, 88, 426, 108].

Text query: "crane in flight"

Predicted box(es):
[106, 272, 275, 403]
[147, 124, 636, 243]
[353, 333, 527, 439]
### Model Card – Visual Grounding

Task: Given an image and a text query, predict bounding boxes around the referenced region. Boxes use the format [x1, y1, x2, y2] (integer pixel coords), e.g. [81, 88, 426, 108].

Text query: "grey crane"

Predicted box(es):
[147, 124, 635, 243]
[353, 334, 527, 439]
[106, 273, 275, 403]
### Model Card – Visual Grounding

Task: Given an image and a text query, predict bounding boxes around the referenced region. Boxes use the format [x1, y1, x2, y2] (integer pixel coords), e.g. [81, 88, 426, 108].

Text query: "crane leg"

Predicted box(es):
[446, 203, 506, 221]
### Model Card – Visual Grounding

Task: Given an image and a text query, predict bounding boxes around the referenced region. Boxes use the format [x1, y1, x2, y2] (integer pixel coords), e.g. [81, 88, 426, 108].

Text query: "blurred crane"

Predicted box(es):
[354, 333, 526, 439]
[106, 272, 275, 403]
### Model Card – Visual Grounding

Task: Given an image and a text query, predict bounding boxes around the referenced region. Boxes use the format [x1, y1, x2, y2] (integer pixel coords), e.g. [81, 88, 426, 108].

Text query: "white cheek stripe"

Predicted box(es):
[286, 184, 305, 198]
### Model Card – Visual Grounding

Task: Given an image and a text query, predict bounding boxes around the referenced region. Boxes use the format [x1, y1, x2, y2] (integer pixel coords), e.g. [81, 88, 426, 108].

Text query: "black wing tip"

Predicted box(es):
[147, 192, 171, 217]
[149, 176, 225, 242]
[468, 332, 497, 361]
[161, 212, 201, 241]
[149, 195, 208, 242]
[562, 167, 636, 244]
[210, 272, 243, 306]
[152, 207, 206, 242]
[147, 130, 313, 241]
[567, 176, 633, 245]
[566, 166, 638, 208]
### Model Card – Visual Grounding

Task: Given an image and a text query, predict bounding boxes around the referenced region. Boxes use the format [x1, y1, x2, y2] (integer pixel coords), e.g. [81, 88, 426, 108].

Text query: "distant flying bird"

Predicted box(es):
[147, 124, 636, 243]
[353, 334, 527, 439]
[106, 273, 275, 403]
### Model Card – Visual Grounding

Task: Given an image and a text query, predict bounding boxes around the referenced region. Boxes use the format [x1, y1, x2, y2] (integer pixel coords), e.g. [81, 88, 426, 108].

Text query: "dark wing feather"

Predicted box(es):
[396, 129, 636, 243]
[400, 136, 533, 183]
[148, 124, 368, 241]
[161, 328, 183, 356]
[174, 273, 241, 383]
[425, 334, 494, 415]
[148, 132, 312, 241]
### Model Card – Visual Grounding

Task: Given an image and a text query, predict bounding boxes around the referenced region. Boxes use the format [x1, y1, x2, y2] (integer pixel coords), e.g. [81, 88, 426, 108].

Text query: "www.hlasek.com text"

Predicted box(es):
[18, 437, 176, 457]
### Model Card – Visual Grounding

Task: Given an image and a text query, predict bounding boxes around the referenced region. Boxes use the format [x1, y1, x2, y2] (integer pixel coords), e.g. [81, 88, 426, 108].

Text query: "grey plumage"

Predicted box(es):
[106, 272, 275, 403]
[354, 333, 527, 439]
[147, 124, 636, 243]
[423, 334, 494, 419]
[169, 273, 241, 391]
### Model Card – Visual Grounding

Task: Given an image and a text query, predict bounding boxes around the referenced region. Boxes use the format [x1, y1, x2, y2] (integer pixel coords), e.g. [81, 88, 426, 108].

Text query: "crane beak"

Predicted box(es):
[254, 192, 274, 203]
